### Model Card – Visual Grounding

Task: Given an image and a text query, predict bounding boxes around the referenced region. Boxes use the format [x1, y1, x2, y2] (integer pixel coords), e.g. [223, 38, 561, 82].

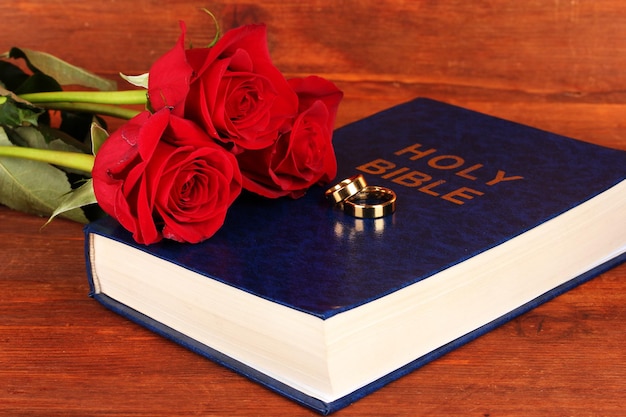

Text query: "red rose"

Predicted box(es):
[92, 108, 242, 245]
[237, 76, 343, 198]
[148, 23, 298, 153]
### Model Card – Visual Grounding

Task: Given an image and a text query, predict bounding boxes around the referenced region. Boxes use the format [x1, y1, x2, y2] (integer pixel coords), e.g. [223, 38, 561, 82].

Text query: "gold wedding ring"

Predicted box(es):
[342, 186, 396, 219]
[326, 175, 397, 218]
[324, 174, 367, 204]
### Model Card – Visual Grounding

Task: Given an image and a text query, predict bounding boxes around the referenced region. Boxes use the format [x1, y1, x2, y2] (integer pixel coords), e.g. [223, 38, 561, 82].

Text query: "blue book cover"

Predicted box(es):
[85, 98, 626, 414]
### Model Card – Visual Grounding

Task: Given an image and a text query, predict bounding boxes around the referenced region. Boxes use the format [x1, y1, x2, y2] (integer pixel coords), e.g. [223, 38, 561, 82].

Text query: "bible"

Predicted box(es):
[85, 98, 626, 415]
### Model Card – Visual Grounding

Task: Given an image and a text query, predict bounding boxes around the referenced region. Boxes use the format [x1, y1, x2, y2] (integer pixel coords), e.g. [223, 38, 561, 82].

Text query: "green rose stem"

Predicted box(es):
[1, 89, 147, 119]
[18, 90, 147, 105]
[35, 102, 141, 119]
[0, 146, 94, 174]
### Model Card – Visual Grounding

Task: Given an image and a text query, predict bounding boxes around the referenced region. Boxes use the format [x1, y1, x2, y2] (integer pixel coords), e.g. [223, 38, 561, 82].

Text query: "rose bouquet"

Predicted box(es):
[0, 16, 343, 244]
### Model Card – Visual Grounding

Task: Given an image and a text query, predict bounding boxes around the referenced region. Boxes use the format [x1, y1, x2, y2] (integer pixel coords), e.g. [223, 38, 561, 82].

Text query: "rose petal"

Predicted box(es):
[147, 21, 193, 116]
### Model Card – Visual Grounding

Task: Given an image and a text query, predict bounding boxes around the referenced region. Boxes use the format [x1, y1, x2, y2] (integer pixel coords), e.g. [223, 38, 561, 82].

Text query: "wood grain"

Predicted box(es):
[1, 1, 625, 416]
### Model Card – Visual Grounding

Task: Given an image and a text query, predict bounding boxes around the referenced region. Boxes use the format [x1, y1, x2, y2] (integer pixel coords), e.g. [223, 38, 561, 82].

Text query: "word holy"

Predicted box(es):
[356, 143, 524, 205]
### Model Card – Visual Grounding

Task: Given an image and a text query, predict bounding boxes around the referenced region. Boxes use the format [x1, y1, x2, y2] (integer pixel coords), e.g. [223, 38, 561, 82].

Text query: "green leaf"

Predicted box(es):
[13, 71, 62, 95]
[0, 127, 89, 223]
[120, 72, 149, 89]
[11, 125, 84, 153]
[0, 94, 44, 127]
[90, 122, 109, 155]
[36, 124, 92, 153]
[0, 60, 29, 92]
[45, 179, 96, 226]
[9, 47, 116, 91]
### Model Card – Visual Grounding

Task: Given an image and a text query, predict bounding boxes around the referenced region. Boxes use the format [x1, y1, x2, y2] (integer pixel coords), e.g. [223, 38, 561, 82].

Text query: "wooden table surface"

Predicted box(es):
[1, 1, 625, 416]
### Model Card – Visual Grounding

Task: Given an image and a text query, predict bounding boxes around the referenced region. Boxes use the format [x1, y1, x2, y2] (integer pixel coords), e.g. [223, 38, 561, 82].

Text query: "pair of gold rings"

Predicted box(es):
[325, 174, 396, 218]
